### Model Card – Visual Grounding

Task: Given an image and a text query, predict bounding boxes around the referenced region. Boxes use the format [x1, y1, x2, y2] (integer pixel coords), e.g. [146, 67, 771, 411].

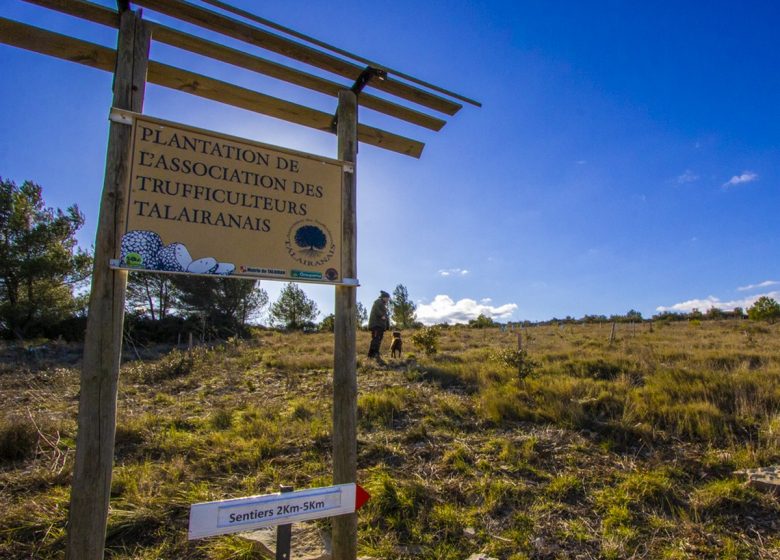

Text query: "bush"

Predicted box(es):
[748, 296, 780, 323]
[469, 314, 496, 328]
[489, 348, 538, 381]
[410, 327, 440, 356]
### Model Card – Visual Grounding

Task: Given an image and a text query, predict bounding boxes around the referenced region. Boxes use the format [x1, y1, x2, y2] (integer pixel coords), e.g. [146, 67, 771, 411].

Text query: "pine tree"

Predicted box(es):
[391, 284, 416, 328]
[269, 283, 319, 330]
[0, 178, 91, 339]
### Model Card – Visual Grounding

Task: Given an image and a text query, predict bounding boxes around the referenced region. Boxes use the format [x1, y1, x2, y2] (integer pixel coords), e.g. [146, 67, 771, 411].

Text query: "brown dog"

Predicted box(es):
[390, 331, 403, 358]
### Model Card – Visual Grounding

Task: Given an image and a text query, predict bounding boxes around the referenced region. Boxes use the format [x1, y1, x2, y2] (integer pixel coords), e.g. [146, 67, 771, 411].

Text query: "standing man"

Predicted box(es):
[368, 290, 391, 363]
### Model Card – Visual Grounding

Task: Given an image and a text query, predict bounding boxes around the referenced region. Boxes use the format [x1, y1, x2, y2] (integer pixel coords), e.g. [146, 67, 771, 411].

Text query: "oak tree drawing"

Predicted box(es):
[295, 225, 327, 254]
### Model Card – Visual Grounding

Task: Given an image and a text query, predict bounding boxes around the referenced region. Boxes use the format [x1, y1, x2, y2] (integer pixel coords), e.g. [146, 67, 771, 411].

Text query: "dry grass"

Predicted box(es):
[0, 320, 779, 558]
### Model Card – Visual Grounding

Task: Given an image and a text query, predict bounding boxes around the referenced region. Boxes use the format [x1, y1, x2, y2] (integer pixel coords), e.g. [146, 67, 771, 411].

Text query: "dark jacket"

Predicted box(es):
[368, 297, 390, 331]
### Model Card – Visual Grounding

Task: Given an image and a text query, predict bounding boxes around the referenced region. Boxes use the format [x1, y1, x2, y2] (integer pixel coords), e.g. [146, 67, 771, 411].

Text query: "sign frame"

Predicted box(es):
[110, 108, 353, 286]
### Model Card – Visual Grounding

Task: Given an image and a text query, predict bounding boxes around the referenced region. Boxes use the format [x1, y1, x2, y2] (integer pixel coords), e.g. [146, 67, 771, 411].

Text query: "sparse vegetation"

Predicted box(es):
[1, 320, 779, 558]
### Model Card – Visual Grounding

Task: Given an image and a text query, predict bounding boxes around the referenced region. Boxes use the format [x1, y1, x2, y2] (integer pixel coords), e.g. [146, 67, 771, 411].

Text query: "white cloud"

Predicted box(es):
[656, 291, 780, 313]
[677, 169, 699, 184]
[723, 171, 758, 188]
[438, 268, 469, 277]
[416, 294, 518, 325]
[738, 280, 779, 292]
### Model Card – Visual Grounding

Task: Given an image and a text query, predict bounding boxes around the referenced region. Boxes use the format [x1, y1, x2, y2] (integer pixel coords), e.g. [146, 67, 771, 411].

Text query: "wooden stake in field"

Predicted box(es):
[66, 8, 149, 560]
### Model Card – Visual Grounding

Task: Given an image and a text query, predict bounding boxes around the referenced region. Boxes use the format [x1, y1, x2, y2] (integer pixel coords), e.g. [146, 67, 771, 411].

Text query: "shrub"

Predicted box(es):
[469, 314, 496, 328]
[490, 347, 538, 381]
[411, 327, 440, 356]
[128, 347, 206, 383]
[748, 296, 780, 323]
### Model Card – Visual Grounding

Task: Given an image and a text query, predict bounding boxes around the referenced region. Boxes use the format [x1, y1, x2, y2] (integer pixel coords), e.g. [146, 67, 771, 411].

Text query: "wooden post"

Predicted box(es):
[66, 9, 149, 560]
[275, 485, 294, 560]
[332, 89, 358, 560]
[609, 322, 617, 345]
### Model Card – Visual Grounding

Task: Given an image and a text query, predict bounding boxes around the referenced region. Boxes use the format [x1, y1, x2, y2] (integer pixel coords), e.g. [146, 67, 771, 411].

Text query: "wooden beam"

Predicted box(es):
[201, 0, 482, 108]
[148, 62, 424, 157]
[0, 17, 425, 157]
[150, 27, 446, 131]
[23, 0, 118, 26]
[21, 0, 447, 131]
[132, 0, 463, 116]
[0, 16, 116, 68]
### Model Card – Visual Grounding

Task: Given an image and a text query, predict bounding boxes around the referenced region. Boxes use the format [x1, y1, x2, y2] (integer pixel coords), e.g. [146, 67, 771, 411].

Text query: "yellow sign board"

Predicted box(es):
[112, 110, 346, 284]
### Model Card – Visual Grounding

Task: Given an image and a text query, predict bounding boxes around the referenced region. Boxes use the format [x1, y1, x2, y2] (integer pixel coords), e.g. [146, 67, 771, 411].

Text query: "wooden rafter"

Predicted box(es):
[21, 0, 447, 131]
[0, 17, 424, 157]
[200, 0, 482, 108]
[131, 0, 463, 116]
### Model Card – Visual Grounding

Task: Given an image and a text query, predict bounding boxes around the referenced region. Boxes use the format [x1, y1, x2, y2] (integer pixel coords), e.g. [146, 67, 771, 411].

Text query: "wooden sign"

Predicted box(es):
[110, 109, 348, 284]
[188, 483, 370, 540]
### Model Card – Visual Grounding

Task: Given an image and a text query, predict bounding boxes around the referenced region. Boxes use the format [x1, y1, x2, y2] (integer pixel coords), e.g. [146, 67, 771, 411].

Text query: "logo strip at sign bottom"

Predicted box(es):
[188, 483, 370, 540]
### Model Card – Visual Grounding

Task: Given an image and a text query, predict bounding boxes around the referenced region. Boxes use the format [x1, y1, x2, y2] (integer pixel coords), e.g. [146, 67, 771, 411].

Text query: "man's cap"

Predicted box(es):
[380, 290, 390, 298]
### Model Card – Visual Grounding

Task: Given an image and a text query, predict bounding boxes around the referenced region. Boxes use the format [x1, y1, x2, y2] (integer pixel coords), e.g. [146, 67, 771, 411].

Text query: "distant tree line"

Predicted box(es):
[3, 178, 777, 341]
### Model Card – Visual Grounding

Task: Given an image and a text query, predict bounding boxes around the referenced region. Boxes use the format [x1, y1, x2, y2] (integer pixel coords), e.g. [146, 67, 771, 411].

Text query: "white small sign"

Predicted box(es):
[188, 483, 365, 540]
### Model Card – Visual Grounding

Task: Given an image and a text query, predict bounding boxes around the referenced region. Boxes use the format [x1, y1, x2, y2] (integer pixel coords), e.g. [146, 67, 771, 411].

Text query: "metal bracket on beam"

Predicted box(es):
[331, 66, 387, 132]
[109, 109, 134, 125]
[350, 66, 387, 95]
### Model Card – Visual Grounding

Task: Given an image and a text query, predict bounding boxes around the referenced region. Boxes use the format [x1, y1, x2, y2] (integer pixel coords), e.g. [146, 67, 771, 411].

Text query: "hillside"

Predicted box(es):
[1, 320, 780, 559]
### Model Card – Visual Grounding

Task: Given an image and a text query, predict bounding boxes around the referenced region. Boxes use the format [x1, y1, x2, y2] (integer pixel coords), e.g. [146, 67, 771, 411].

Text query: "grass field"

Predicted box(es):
[1, 319, 779, 559]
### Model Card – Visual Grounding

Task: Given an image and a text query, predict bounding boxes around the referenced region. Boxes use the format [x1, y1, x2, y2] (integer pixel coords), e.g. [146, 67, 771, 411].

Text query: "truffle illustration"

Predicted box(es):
[213, 263, 235, 275]
[120, 230, 235, 276]
[120, 230, 163, 269]
[187, 257, 219, 274]
[157, 243, 192, 272]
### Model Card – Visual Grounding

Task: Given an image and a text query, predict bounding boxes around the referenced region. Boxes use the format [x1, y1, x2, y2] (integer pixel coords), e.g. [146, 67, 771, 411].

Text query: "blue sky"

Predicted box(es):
[1, 0, 778, 323]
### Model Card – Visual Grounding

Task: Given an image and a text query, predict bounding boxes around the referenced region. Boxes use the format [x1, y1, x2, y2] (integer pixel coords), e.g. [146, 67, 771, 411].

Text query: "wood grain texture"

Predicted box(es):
[0, 18, 424, 157]
[332, 90, 359, 560]
[132, 0, 462, 116]
[21, 0, 446, 131]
